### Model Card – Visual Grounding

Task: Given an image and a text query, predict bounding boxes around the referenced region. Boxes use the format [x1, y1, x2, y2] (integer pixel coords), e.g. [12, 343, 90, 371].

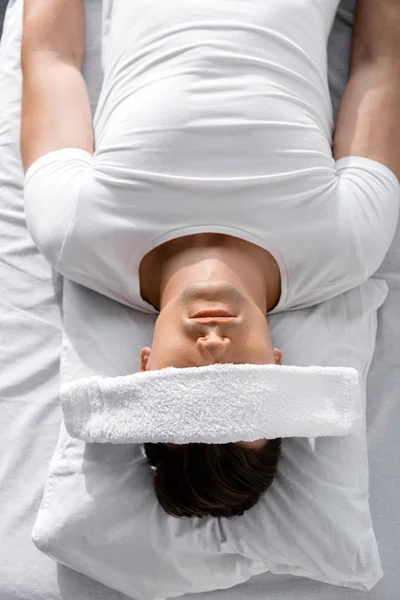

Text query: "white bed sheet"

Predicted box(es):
[0, 1, 399, 599]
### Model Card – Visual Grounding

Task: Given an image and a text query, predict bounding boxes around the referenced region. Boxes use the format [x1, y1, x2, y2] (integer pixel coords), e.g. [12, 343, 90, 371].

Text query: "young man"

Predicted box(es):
[21, 0, 399, 518]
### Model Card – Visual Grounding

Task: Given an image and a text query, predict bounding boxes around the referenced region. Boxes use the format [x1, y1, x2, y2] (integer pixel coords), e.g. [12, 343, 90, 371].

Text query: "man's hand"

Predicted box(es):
[21, 0, 94, 173]
[333, 0, 400, 180]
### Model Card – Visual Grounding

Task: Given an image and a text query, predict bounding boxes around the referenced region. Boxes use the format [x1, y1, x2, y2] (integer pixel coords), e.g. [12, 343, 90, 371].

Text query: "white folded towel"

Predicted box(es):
[60, 363, 362, 444]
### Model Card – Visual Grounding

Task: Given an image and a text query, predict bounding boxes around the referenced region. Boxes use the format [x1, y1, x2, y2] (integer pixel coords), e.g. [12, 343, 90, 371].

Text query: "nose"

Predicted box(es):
[196, 331, 231, 362]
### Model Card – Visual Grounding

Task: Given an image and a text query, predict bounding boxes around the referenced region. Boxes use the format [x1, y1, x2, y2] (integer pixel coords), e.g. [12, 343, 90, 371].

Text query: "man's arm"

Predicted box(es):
[21, 0, 94, 173]
[333, 0, 400, 180]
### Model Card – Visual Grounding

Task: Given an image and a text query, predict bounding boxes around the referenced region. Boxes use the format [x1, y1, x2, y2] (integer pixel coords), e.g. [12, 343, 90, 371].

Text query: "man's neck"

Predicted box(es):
[139, 234, 281, 313]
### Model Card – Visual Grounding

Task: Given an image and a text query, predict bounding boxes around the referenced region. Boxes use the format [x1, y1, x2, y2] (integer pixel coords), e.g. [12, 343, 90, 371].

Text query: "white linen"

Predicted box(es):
[24, 0, 399, 318]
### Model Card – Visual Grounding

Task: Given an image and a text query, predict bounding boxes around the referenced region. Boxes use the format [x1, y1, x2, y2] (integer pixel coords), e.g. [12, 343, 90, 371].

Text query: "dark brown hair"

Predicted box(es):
[143, 438, 282, 518]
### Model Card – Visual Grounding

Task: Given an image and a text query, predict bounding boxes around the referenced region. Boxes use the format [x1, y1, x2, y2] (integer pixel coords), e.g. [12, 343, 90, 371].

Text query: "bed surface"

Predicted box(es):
[0, 1, 399, 599]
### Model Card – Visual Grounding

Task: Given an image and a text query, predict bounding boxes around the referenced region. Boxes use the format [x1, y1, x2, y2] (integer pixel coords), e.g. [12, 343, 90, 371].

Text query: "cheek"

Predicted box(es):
[249, 321, 274, 361]
[150, 320, 191, 366]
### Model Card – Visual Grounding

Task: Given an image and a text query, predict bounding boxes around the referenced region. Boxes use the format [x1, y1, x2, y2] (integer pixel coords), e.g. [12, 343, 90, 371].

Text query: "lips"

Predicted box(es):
[191, 309, 235, 318]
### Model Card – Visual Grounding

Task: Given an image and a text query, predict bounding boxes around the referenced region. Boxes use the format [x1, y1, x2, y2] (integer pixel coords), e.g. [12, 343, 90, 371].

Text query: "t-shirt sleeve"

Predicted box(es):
[335, 156, 400, 280]
[24, 148, 94, 270]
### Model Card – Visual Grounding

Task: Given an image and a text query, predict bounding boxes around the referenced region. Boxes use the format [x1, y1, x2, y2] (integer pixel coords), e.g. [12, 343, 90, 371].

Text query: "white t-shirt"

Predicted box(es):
[24, 0, 400, 316]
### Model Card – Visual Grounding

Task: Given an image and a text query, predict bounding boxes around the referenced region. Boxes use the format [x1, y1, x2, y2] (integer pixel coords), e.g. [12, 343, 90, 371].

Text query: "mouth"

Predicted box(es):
[192, 317, 236, 323]
[191, 309, 236, 318]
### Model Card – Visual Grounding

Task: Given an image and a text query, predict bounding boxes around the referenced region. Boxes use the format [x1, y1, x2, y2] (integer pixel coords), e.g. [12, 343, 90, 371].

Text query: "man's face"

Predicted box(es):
[140, 281, 282, 450]
[140, 281, 281, 370]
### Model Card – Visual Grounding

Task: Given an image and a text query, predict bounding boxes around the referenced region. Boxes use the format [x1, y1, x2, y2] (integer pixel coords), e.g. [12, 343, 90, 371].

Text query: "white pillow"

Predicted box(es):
[32, 277, 386, 600]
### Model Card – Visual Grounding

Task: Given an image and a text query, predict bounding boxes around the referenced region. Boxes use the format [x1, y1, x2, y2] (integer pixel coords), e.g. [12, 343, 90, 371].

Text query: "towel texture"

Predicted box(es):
[61, 363, 362, 444]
